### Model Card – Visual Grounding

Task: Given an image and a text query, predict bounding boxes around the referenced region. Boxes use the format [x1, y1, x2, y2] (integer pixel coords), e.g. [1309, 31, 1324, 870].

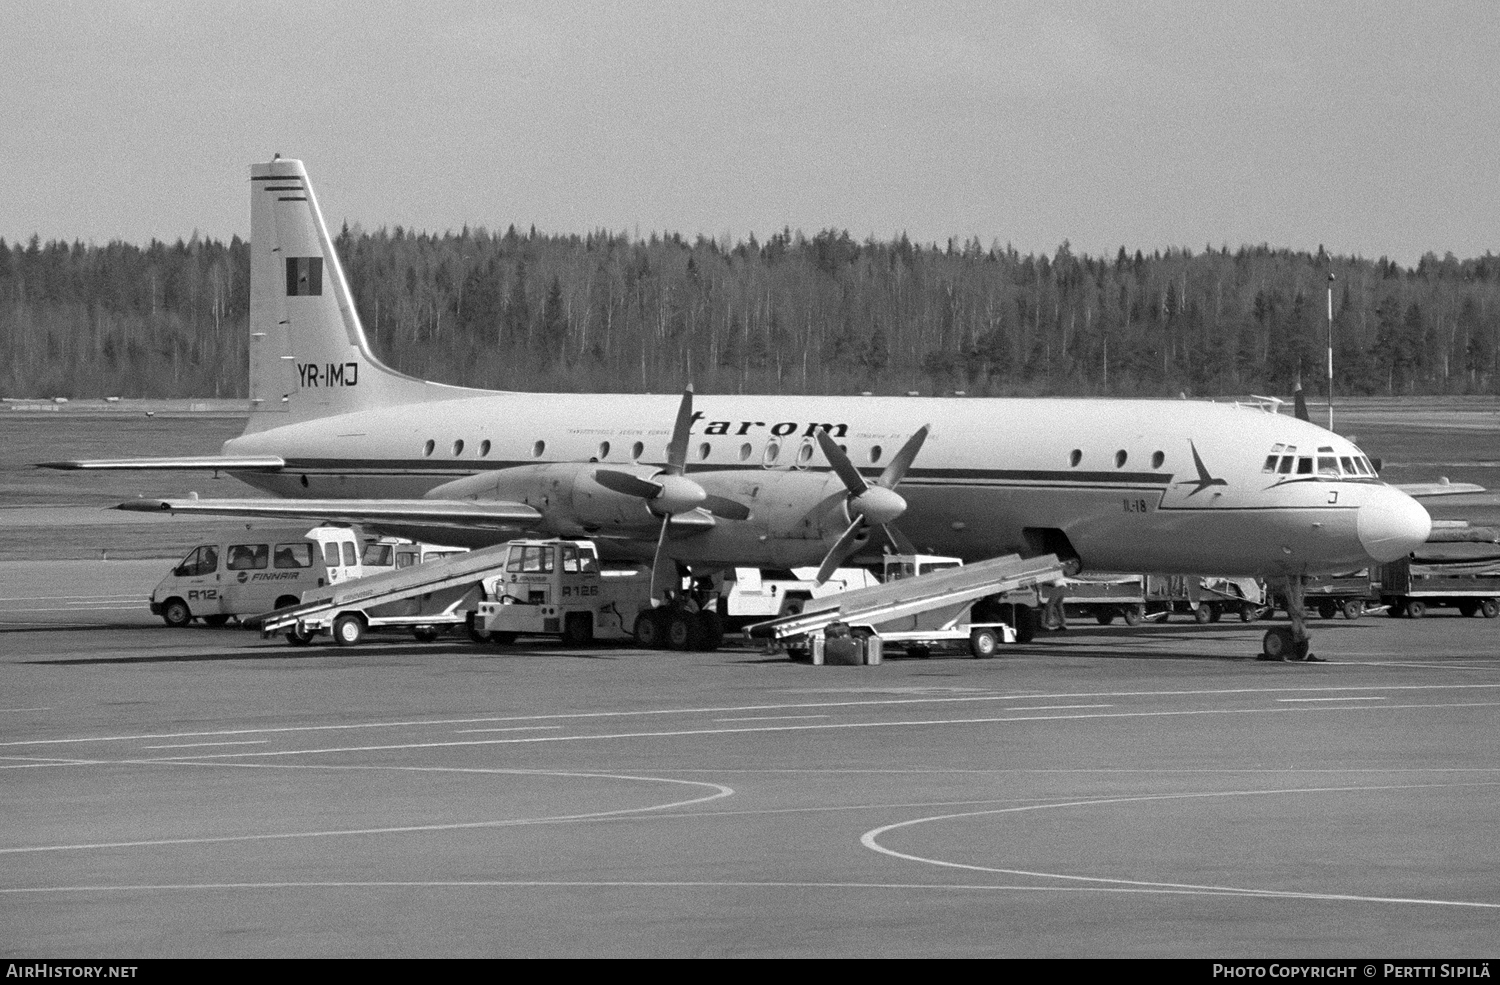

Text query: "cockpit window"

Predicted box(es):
[1263, 455, 1279, 473]
[1296, 457, 1313, 475]
[1339, 456, 1355, 475]
[1317, 456, 1339, 476]
[1277, 456, 1294, 474]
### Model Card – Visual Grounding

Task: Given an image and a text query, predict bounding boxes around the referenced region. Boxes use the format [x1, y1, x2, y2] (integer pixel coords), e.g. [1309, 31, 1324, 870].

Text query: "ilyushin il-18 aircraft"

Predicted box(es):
[43, 158, 1440, 659]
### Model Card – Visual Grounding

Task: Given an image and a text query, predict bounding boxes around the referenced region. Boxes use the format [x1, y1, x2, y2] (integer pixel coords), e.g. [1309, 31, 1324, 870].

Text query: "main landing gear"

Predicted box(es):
[1259, 575, 1324, 662]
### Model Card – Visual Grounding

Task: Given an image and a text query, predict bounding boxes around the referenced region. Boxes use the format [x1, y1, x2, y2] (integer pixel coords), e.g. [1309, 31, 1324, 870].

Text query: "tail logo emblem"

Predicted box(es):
[1177, 441, 1229, 497]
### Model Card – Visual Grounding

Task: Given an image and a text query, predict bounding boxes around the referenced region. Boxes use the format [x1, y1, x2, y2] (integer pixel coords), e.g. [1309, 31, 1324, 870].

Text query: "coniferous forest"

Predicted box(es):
[3, 226, 1499, 400]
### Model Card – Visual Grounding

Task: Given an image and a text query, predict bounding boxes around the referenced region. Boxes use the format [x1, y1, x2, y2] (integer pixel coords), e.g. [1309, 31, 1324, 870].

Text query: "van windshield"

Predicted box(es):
[175, 545, 217, 577]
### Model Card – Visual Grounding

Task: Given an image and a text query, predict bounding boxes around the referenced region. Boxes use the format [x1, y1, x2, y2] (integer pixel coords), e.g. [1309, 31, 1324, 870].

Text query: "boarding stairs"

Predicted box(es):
[747, 552, 1065, 642]
[259, 542, 512, 636]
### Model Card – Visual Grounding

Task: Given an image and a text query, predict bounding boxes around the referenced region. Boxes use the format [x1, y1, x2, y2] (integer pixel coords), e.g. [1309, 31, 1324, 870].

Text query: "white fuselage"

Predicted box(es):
[223, 392, 1430, 577]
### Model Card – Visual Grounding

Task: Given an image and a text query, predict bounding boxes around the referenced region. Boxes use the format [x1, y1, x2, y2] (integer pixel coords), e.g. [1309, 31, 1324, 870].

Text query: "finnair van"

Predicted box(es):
[150, 525, 363, 627]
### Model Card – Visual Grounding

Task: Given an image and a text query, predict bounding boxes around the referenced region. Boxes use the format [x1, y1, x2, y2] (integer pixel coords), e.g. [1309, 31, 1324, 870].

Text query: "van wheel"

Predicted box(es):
[333, 614, 364, 646]
[202, 614, 230, 628]
[286, 627, 316, 646]
[162, 598, 191, 628]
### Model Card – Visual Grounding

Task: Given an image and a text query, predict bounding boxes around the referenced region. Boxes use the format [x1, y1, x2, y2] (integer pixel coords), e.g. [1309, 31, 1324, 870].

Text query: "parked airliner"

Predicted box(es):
[43, 158, 1435, 657]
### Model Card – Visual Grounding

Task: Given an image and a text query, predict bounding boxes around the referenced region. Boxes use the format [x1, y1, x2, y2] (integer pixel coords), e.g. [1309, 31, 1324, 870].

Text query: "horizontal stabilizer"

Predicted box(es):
[38, 456, 286, 472]
[1394, 481, 1486, 498]
[116, 497, 541, 528]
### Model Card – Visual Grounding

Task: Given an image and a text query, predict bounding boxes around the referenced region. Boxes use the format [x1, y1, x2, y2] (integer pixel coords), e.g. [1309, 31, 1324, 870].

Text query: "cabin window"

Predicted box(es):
[1277, 456, 1294, 474]
[1152, 451, 1165, 469]
[1068, 449, 1082, 467]
[532, 440, 546, 458]
[479, 439, 491, 457]
[423, 439, 435, 457]
[452, 439, 464, 456]
[698, 442, 712, 461]
[739, 442, 753, 461]
[631, 441, 644, 460]
[1263, 456, 1279, 473]
[763, 440, 781, 465]
[1297, 457, 1313, 475]
[227, 543, 268, 571]
[273, 542, 313, 569]
[797, 442, 815, 464]
[598, 441, 610, 459]
[870, 446, 883, 463]
[1115, 450, 1128, 468]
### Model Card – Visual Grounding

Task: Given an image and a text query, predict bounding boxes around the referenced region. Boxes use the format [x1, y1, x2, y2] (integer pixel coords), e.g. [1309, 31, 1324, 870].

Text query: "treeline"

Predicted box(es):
[4, 226, 1500, 399]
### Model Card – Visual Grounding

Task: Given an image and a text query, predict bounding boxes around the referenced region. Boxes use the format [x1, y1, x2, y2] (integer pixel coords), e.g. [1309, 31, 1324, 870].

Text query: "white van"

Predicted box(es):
[360, 536, 468, 573]
[150, 525, 364, 627]
[718, 566, 882, 626]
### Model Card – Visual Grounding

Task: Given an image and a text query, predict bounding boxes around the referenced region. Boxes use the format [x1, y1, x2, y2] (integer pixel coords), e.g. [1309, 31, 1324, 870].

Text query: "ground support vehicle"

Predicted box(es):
[151, 524, 363, 628]
[473, 539, 723, 651]
[260, 543, 510, 645]
[1378, 545, 1500, 619]
[1053, 573, 1222, 626]
[748, 552, 1064, 663]
[716, 566, 879, 628]
[1199, 576, 1269, 622]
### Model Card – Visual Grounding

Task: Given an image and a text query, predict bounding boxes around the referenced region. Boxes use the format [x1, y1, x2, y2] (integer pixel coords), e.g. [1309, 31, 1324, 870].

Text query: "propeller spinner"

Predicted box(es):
[811, 424, 929, 583]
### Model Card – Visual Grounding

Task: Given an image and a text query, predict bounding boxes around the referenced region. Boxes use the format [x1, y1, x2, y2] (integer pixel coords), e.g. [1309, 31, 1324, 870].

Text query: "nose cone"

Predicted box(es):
[1357, 488, 1432, 562]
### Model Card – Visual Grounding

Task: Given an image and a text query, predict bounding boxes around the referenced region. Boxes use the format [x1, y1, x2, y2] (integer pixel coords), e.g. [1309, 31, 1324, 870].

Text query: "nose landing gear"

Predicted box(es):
[1259, 575, 1323, 662]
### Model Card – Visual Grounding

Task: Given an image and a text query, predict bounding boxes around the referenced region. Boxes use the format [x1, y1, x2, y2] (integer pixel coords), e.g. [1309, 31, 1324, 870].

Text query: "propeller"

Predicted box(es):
[591, 388, 750, 603]
[811, 424, 928, 583]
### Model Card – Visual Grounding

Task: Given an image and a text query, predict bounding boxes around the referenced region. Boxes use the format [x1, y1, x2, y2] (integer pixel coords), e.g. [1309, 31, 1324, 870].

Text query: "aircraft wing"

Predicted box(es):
[116, 497, 542, 529]
[1393, 481, 1486, 498]
[38, 456, 287, 471]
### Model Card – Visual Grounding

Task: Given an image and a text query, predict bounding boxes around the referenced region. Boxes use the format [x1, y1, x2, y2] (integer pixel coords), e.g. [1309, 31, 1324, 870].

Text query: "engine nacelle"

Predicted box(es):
[427, 463, 662, 534]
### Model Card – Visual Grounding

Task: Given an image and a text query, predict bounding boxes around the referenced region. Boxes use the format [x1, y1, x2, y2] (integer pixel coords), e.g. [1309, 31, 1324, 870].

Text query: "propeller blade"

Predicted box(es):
[815, 519, 868, 585]
[649, 516, 675, 604]
[814, 427, 868, 497]
[594, 469, 663, 499]
[881, 523, 917, 556]
[702, 494, 751, 521]
[665, 387, 694, 476]
[1293, 387, 1310, 423]
[878, 424, 929, 488]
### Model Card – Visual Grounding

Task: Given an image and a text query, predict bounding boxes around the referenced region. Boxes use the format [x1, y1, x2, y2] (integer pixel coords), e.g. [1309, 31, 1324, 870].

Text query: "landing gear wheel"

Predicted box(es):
[664, 610, 697, 651]
[633, 609, 666, 648]
[285, 627, 316, 646]
[1341, 600, 1363, 620]
[969, 628, 1000, 658]
[1294, 639, 1312, 661]
[695, 611, 724, 652]
[1193, 605, 1212, 625]
[332, 614, 364, 646]
[1406, 600, 1427, 619]
[162, 599, 191, 628]
[1260, 626, 1294, 661]
[1122, 605, 1144, 627]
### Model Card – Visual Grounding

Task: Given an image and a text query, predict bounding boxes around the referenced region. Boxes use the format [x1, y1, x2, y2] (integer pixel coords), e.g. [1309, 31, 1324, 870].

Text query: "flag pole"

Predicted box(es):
[1326, 271, 1335, 430]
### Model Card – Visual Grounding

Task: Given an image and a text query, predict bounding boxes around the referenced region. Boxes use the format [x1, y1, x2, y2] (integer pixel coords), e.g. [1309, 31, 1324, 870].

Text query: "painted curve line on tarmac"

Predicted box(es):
[0, 763, 734, 855]
[861, 780, 1500, 910]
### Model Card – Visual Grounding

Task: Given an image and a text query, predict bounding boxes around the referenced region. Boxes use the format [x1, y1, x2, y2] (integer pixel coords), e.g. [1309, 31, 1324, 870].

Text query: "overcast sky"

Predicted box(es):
[3, 0, 1496, 264]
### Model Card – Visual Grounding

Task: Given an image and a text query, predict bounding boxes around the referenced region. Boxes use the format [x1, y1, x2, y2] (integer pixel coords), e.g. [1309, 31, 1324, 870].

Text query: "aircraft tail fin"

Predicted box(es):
[245, 158, 474, 431]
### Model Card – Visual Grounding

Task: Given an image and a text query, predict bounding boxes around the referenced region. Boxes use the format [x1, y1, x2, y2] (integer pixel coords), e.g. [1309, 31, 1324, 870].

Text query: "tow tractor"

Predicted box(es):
[472, 538, 724, 650]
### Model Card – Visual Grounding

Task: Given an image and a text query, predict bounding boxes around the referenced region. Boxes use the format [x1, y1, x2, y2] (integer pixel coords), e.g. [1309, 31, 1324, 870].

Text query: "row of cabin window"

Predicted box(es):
[420, 437, 884, 465]
[1067, 449, 1167, 469]
[1261, 453, 1375, 478]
